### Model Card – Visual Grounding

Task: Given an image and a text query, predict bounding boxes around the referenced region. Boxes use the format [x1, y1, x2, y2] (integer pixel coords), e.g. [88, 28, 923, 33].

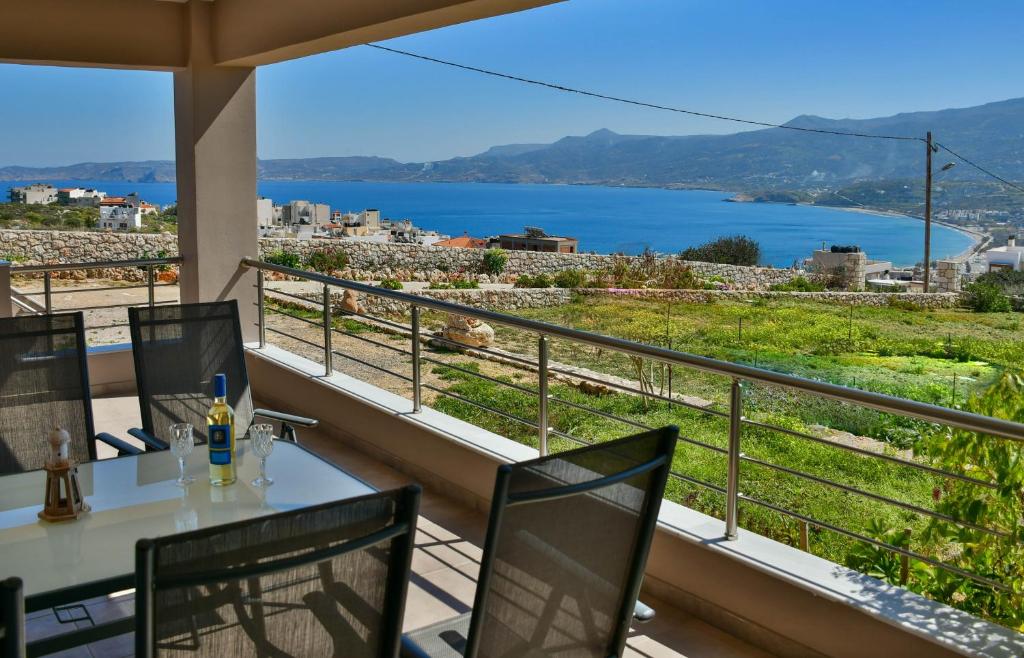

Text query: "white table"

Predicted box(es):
[0, 440, 376, 655]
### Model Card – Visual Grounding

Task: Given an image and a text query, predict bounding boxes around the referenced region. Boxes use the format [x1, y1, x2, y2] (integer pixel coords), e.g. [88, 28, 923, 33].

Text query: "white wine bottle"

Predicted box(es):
[207, 373, 237, 486]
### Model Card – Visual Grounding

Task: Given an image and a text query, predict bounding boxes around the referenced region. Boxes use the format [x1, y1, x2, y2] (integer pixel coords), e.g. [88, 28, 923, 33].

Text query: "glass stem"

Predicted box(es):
[260, 456, 267, 480]
[178, 457, 185, 480]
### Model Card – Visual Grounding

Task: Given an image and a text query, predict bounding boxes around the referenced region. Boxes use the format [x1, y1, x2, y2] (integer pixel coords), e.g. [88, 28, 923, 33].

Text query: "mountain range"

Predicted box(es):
[3, 97, 1022, 191]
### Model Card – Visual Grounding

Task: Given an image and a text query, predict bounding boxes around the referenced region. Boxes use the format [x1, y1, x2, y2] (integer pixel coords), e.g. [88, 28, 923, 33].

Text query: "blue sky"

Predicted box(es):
[0, 0, 1021, 166]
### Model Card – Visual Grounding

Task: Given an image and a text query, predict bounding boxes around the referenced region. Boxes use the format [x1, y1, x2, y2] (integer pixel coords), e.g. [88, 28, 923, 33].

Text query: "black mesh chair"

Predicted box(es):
[127, 300, 317, 450]
[0, 312, 140, 474]
[1, 577, 25, 658]
[135, 486, 420, 658]
[402, 426, 678, 658]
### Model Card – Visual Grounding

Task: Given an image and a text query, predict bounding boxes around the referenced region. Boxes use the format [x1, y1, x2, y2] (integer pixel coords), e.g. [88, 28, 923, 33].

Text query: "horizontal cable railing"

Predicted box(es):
[8, 257, 183, 341]
[244, 257, 1024, 597]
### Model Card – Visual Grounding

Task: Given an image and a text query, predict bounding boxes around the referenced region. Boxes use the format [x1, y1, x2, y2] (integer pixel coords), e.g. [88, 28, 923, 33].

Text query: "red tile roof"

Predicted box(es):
[434, 236, 487, 249]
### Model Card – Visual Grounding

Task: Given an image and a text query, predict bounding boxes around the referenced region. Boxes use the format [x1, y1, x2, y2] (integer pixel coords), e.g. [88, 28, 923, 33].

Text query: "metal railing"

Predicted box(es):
[9, 257, 183, 335]
[244, 257, 1024, 595]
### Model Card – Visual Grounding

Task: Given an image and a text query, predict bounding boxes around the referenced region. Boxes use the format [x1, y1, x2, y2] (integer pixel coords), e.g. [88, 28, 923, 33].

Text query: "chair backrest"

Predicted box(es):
[135, 486, 420, 658]
[1, 577, 25, 658]
[0, 313, 96, 474]
[465, 426, 678, 658]
[129, 301, 254, 445]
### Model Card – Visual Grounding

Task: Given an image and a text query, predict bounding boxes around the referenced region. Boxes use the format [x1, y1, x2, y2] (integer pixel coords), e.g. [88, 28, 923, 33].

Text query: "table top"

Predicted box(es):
[0, 441, 376, 600]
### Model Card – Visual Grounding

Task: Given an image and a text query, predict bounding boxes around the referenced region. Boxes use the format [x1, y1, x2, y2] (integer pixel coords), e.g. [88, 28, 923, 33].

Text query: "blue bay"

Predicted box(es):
[4, 180, 974, 267]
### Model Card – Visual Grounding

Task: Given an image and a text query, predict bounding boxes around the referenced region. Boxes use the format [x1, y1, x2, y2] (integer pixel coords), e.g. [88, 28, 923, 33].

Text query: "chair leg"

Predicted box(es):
[280, 422, 298, 443]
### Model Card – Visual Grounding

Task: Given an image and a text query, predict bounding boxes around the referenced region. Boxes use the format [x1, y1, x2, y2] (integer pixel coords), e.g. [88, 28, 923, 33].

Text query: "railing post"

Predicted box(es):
[725, 378, 743, 540]
[411, 304, 422, 413]
[43, 270, 52, 314]
[146, 265, 155, 308]
[257, 269, 266, 349]
[322, 283, 332, 376]
[538, 334, 550, 456]
[0, 260, 12, 318]
[798, 520, 809, 552]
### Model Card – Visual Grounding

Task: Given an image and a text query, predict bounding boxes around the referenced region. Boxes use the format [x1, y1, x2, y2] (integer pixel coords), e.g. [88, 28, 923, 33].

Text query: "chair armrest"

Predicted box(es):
[95, 432, 142, 456]
[399, 636, 432, 658]
[127, 427, 169, 451]
[252, 408, 318, 428]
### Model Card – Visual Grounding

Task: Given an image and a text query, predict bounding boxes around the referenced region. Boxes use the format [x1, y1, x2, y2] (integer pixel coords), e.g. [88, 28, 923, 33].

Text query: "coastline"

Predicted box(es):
[729, 197, 987, 262]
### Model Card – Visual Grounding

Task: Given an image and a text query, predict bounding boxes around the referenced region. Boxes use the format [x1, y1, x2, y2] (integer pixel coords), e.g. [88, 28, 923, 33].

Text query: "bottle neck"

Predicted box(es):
[214, 395, 227, 405]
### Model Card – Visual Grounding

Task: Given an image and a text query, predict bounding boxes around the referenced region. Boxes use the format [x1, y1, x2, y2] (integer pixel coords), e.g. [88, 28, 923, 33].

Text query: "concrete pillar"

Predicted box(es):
[174, 0, 258, 340]
[0, 261, 12, 318]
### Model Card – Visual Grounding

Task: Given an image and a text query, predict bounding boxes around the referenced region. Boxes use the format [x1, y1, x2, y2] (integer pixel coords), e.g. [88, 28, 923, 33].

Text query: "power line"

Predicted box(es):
[366, 43, 921, 142]
[935, 142, 1024, 195]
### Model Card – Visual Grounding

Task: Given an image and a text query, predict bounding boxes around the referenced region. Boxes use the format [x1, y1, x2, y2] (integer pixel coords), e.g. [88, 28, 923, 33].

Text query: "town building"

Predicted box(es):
[256, 196, 274, 232]
[9, 183, 57, 204]
[281, 200, 330, 230]
[497, 227, 578, 253]
[57, 187, 107, 206]
[984, 235, 1023, 272]
[98, 197, 143, 230]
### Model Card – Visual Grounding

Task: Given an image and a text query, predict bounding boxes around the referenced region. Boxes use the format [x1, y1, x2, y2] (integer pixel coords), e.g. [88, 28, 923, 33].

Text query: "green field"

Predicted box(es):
[424, 295, 1021, 573]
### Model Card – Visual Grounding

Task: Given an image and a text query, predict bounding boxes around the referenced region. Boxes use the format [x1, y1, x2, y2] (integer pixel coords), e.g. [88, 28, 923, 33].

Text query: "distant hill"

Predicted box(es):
[2, 97, 1022, 190]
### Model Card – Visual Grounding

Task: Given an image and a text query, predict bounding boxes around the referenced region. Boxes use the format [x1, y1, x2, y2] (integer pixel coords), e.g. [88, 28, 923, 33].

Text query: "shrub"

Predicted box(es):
[554, 269, 586, 289]
[428, 282, 452, 290]
[769, 276, 825, 292]
[451, 277, 479, 289]
[305, 248, 348, 273]
[679, 235, 761, 266]
[481, 248, 508, 275]
[976, 269, 1024, 296]
[516, 274, 551, 288]
[263, 249, 302, 269]
[963, 283, 1011, 313]
[378, 278, 403, 290]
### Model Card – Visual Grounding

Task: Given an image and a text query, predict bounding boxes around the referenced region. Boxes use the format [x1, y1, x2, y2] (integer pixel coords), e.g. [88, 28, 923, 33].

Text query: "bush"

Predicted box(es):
[263, 249, 302, 269]
[976, 269, 1024, 296]
[378, 278, 403, 290]
[679, 235, 761, 266]
[770, 276, 825, 292]
[305, 248, 348, 273]
[553, 269, 586, 289]
[516, 274, 551, 288]
[451, 278, 479, 289]
[963, 283, 1012, 313]
[482, 248, 508, 275]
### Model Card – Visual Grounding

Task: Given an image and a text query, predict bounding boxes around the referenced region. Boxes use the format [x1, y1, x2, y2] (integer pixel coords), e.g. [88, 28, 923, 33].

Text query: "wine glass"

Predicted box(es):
[170, 422, 195, 486]
[250, 424, 275, 487]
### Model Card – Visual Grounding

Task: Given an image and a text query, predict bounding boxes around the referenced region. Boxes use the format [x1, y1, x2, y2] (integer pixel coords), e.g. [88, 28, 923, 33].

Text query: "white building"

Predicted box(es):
[9, 183, 57, 204]
[57, 187, 106, 206]
[984, 235, 1023, 272]
[257, 196, 274, 231]
[98, 197, 143, 230]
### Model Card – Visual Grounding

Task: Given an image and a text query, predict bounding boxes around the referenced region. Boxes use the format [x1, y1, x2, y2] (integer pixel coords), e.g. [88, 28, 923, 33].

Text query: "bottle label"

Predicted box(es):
[208, 424, 232, 465]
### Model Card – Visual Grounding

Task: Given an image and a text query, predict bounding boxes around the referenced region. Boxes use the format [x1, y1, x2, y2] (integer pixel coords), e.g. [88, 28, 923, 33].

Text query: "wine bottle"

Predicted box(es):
[207, 373, 236, 486]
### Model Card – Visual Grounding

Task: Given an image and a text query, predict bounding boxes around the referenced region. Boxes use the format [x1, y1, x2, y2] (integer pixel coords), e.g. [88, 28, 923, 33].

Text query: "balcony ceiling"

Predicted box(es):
[0, 0, 559, 70]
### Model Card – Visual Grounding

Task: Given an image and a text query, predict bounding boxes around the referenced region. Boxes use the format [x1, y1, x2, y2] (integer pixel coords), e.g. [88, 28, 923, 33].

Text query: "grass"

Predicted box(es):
[430, 361, 939, 565]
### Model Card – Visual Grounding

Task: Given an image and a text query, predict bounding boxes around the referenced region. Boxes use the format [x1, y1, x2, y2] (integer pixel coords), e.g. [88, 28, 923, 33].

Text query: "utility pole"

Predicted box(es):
[923, 131, 933, 293]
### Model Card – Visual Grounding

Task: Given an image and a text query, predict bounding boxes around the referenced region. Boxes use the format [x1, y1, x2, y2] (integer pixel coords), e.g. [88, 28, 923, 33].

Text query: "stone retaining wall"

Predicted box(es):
[579, 288, 964, 309]
[1, 228, 803, 290]
[329, 287, 574, 317]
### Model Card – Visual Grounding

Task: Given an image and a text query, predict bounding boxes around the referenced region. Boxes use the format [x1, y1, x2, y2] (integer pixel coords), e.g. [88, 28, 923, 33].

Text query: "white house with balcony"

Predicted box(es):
[98, 197, 142, 230]
[57, 187, 107, 206]
[984, 235, 1023, 272]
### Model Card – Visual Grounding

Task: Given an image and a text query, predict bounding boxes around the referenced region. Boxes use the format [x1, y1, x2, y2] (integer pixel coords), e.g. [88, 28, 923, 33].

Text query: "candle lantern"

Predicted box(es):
[39, 428, 90, 522]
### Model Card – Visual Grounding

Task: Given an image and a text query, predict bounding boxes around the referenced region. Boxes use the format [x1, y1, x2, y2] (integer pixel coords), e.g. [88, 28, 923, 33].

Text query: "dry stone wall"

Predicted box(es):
[1, 229, 801, 289]
[577, 288, 964, 309]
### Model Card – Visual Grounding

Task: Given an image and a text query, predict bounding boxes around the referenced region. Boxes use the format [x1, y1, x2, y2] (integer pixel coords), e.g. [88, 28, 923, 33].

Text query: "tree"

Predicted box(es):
[846, 372, 1024, 628]
[679, 235, 761, 266]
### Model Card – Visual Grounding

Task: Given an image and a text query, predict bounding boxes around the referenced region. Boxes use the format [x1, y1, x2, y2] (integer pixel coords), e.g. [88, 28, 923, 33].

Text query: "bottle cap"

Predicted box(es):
[213, 373, 227, 398]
